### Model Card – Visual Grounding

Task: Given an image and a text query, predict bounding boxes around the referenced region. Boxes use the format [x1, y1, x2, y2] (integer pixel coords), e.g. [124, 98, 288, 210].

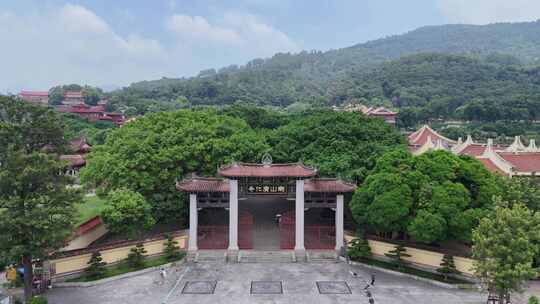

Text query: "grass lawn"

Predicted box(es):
[75, 195, 106, 226]
[357, 258, 471, 285]
[66, 254, 185, 283]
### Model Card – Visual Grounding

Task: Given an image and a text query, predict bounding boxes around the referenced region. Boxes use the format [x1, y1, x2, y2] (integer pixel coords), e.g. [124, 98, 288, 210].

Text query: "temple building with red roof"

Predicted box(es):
[176, 154, 356, 260]
[336, 103, 397, 124]
[409, 125, 540, 178]
[60, 137, 92, 181]
[19, 90, 49, 105]
[58, 103, 125, 126]
[63, 91, 85, 105]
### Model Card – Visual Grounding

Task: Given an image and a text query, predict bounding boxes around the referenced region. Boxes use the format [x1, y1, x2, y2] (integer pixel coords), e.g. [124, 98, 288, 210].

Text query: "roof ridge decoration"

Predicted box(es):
[261, 153, 273, 166]
[479, 138, 514, 175]
[452, 134, 473, 154]
[506, 136, 526, 153]
[218, 161, 317, 177]
[527, 139, 538, 152]
[411, 135, 436, 155]
[433, 139, 447, 151]
[484, 138, 494, 155]
[409, 125, 456, 146]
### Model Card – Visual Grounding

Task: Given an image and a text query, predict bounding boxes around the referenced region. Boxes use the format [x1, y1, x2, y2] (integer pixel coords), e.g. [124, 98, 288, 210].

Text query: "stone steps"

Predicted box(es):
[238, 251, 295, 263]
[307, 251, 338, 263]
[188, 250, 339, 264]
[192, 251, 227, 263]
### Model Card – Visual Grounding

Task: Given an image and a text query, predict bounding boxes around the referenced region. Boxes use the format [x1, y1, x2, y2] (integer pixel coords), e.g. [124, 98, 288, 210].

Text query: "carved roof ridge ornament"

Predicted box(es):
[261, 153, 273, 166]
[506, 136, 526, 153]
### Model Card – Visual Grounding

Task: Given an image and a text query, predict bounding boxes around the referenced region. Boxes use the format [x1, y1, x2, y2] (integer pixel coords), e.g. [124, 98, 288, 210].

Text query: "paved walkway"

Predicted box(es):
[46, 262, 491, 304]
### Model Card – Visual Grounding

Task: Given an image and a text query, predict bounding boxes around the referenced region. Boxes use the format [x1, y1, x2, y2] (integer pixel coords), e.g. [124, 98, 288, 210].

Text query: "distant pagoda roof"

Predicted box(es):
[60, 154, 86, 167]
[408, 125, 456, 146]
[218, 162, 317, 178]
[20, 90, 49, 97]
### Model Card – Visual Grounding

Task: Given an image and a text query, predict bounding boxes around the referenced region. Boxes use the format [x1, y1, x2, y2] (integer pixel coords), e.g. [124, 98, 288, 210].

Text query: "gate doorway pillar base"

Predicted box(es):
[294, 249, 306, 262]
[226, 249, 239, 263]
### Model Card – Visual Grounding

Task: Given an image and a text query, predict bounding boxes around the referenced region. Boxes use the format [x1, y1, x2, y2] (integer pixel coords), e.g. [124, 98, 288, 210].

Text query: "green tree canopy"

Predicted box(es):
[268, 110, 405, 182]
[101, 189, 156, 239]
[82, 86, 103, 106]
[81, 109, 269, 222]
[472, 204, 540, 302]
[350, 149, 500, 244]
[219, 103, 289, 130]
[0, 96, 82, 301]
[499, 177, 540, 212]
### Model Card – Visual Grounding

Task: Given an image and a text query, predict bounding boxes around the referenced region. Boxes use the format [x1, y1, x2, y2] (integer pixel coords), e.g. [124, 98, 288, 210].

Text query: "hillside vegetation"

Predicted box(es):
[105, 21, 540, 126]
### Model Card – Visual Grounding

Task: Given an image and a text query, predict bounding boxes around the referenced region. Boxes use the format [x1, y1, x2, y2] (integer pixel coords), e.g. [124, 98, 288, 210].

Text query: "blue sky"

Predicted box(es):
[1, 0, 540, 92]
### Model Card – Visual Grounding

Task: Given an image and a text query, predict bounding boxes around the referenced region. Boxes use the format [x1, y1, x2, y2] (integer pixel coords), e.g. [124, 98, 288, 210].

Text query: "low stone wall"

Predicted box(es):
[50, 230, 188, 278]
[345, 234, 475, 276]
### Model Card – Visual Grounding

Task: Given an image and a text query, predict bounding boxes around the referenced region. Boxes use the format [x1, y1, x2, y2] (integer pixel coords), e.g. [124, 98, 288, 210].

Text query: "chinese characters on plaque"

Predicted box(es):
[247, 185, 287, 194]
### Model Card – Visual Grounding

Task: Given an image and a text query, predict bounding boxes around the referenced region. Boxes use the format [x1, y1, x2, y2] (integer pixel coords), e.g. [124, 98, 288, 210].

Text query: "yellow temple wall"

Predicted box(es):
[51, 233, 188, 277]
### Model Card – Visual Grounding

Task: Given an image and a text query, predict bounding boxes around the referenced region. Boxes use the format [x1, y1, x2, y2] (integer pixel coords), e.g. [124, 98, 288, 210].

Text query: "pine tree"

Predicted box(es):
[86, 252, 107, 279]
[127, 243, 147, 269]
[164, 234, 182, 261]
[437, 254, 460, 281]
[384, 243, 411, 270]
[347, 234, 372, 262]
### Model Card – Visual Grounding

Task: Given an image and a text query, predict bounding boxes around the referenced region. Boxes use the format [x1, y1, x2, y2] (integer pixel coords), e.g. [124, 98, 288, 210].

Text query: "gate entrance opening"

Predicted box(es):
[241, 196, 292, 250]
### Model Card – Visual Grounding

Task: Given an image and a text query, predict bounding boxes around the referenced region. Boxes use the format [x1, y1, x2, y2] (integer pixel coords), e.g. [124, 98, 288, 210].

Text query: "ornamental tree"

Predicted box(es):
[347, 232, 372, 262]
[472, 204, 540, 303]
[164, 234, 183, 261]
[127, 243, 147, 269]
[101, 189, 156, 239]
[81, 109, 269, 223]
[0, 96, 82, 302]
[384, 243, 411, 270]
[350, 149, 500, 244]
[86, 252, 107, 279]
[437, 254, 460, 281]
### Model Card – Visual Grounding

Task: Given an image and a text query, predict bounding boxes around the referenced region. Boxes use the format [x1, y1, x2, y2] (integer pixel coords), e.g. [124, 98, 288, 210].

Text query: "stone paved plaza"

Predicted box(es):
[44, 261, 502, 304]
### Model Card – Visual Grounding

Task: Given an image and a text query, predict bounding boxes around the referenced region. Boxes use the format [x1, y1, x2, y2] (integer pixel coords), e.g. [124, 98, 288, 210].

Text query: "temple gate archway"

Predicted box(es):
[176, 159, 356, 259]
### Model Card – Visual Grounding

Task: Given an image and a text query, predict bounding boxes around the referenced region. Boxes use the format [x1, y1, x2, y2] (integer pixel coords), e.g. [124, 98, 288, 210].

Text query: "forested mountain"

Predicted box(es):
[107, 21, 540, 124]
[340, 53, 540, 125]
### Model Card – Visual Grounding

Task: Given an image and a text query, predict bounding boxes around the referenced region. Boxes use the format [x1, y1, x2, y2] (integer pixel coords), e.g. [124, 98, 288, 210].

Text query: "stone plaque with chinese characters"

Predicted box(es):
[247, 184, 287, 194]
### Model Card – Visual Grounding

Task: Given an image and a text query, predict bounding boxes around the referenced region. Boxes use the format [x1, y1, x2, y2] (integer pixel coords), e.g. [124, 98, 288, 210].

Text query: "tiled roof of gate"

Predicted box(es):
[218, 162, 317, 178]
[304, 179, 357, 193]
[176, 177, 230, 192]
[176, 178, 356, 193]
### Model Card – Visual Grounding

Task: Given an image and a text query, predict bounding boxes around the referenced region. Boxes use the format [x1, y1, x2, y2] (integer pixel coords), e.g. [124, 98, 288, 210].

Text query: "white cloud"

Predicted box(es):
[166, 15, 242, 44]
[0, 4, 299, 93]
[0, 4, 168, 92]
[166, 12, 299, 57]
[438, 0, 540, 24]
